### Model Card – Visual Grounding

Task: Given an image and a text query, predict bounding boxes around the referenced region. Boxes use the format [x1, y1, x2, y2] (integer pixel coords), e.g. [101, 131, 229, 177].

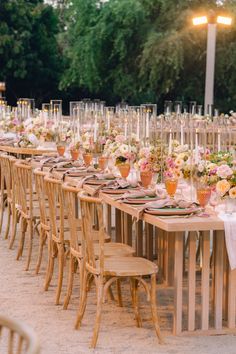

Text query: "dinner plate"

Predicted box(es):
[85, 178, 115, 185]
[124, 196, 159, 204]
[145, 207, 200, 216]
[102, 188, 137, 194]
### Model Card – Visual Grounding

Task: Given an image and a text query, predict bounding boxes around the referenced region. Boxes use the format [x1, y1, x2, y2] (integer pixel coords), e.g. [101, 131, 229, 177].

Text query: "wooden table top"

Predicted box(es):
[57, 174, 224, 233]
[0, 145, 56, 156]
[30, 160, 225, 233]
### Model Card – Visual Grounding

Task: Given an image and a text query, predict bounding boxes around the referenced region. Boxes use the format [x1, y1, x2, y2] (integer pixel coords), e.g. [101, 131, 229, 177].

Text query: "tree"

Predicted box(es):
[61, 0, 236, 112]
[0, 0, 63, 106]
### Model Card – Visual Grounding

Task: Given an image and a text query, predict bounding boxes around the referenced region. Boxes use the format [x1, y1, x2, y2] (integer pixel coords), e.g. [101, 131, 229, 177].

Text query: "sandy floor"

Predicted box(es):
[0, 221, 236, 354]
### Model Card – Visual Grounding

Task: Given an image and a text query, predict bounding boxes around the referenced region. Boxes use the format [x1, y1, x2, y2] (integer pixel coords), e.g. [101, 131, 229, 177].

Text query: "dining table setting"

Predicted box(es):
[0, 97, 235, 349]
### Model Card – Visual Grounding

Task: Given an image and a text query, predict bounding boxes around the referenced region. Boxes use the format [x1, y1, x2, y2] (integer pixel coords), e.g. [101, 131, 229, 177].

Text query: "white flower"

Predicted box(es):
[198, 162, 205, 173]
[217, 164, 233, 179]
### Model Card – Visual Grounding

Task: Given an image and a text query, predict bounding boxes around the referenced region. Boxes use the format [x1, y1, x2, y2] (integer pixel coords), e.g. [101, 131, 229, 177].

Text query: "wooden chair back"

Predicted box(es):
[62, 182, 82, 258]
[0, 314, 40, 354]
[14, 161, 34, 219]
[33, 169, 48, 230]
[78, 191, 105, 274]
[0, 154, 16, 202]
[44, 175, 64, 243]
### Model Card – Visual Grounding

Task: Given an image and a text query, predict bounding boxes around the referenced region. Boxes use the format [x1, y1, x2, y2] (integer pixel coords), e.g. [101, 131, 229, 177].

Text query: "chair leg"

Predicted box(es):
[116, 279, 123, 307]
[130, 278, 142, 327]
[4, 203, 11, 240]
[16, 218, 27, 260]
[90, 276, 104, 348]
[75, 265, 87, 330]
[25, 219, 34, 271]
[8, 208, 18, 249]
[35, 228, 47, 274]
[44, 256, 55, 291]
[55, 243, 64, 305]
[63, 254, 75, 310]
[0, 195, 6, 234]
[44, 239, 56, 291]
[150, 274, 164, 344]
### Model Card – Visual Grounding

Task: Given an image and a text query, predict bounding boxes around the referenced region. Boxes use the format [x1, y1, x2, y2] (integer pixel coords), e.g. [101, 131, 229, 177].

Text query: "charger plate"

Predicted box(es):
[102, 188, 139, 195]
[85, 178, 116, 185]
[145, 207, 200, 216]
[124, 196, 159, 204]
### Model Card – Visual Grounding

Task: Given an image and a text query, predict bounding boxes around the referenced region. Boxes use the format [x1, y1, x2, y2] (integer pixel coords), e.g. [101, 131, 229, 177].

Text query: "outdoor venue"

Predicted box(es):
[0, 1, 236, 353]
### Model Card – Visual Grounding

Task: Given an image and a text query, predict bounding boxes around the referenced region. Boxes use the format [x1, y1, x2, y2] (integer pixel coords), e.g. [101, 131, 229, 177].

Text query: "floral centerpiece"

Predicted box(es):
[215, 165, 236, 199]
[81, 132, 94, 153]
[16, 133, 39, 148]
[97, 123, 121, 147]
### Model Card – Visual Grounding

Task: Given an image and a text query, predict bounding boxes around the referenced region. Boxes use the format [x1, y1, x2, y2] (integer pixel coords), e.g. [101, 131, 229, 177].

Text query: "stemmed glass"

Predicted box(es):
[196, 185, 211, 216]
[165, 178, 178, 200]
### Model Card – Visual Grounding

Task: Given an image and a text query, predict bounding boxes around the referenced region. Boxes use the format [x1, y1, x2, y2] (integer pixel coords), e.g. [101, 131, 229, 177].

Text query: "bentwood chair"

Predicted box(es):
[0, 154, 19, 245]
[44, 174, 75, 305]
[44, 175, 113, 306]
[76, 191, 164, 348]
[14, 161, 40, 271]
[0, 314, 40, 354]
[62, 182, 134, 310]
[33, 169, 50, 276]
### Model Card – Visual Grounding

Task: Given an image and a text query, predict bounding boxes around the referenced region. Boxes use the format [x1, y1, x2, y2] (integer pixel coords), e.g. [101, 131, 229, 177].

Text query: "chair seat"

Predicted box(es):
[60, 229, 111, 243]
[96, 257, 158, 277]
[94, 242, 134, 257]
[89, 230, 111, 242]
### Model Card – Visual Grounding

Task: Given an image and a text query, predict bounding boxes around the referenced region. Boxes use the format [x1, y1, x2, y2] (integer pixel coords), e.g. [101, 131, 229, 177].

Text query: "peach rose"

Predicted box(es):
[229, 187, 236, 199]
[216, 180, 231, 197]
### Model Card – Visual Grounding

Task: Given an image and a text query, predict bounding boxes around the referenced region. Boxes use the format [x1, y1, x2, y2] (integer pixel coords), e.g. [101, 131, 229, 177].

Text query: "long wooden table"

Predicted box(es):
[28, 162, 236, 336]
[0, 145, 56, 156]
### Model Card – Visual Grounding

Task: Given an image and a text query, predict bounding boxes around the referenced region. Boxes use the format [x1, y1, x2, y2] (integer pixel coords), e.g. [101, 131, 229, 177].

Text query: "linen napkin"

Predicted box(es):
[137, 198, 198, 219]
[77, 173, 115, 188]
[218, 212, 236, 270]
[117, 189, 156, 201]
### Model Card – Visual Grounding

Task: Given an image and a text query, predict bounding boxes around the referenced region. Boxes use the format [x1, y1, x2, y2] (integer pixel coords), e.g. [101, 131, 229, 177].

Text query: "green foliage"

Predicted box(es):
[0, 0, 63, 105]
[61, 0, 236, 112]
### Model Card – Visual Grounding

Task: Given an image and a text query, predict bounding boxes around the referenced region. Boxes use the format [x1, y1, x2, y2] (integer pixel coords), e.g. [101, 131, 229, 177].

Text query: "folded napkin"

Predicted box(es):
[102, 179, 130, 190]
[137, 198, 198, 219]
[77, 173, 115, 188]
[218, 212, 236, 270]
[118, 189, 156, 201]
[49, 160, 76, 172]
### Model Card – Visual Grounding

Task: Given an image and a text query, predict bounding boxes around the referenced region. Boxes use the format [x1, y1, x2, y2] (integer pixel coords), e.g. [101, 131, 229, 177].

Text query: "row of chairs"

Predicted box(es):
[0, 154, 163, 348]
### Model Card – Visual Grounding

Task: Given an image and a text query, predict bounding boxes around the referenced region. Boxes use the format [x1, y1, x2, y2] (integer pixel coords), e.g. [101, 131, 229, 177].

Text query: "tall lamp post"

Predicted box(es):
[192, 11, 232, 115]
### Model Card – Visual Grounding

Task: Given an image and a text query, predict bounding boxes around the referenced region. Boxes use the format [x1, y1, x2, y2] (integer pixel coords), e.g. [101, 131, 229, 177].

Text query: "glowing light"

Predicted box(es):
[217, 16, 232, 26]
[192, 16, 208, 26]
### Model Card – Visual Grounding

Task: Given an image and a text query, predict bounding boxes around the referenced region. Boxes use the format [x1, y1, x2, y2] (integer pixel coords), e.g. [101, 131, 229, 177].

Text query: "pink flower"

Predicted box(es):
[115, 135, 126, 144]
[217, 164, 233, 179]
[209, 168, 217, 176]
[166, 157, 176, 169]
[12, 118, 19, 125]
[164, 170, 174, 178]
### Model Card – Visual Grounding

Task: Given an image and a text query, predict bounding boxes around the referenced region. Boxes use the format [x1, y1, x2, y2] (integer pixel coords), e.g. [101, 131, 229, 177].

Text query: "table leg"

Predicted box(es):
[156, 228, 164, 283]
[106, 204, 112, 237]
[115, 209, 122, 243]
[163, 232, 175, 286]
[135, 220, 143, 257]
[228, 269, 236, 328]
[173, 232, 184, 335]
[201, 231, 210, 330]
[146, 223, 153, 261]
[214, 230, 224, 330]
[188, 231, 196, 331]
[123, 214, 132, 246]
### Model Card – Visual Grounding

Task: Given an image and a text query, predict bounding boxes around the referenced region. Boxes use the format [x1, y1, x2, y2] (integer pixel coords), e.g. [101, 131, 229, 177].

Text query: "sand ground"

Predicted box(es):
[0, 220, 236, 354]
